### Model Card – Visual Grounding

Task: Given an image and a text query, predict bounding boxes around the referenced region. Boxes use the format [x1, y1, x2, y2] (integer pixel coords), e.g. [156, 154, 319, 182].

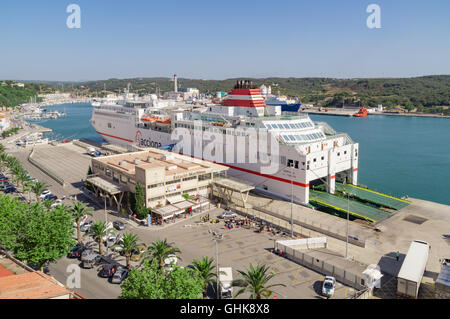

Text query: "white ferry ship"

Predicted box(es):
[90, 80, 359, 204]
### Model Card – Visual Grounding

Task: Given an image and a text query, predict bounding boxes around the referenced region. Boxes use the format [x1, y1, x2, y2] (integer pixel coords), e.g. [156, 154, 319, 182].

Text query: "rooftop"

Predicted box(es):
[0, 250, 73, 299]
[93, 148, 227, 176]
[0, 271, 71, 299]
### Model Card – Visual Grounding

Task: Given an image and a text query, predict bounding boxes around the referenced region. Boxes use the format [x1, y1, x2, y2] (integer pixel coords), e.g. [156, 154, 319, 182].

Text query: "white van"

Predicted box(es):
[219, 267, 233, 299]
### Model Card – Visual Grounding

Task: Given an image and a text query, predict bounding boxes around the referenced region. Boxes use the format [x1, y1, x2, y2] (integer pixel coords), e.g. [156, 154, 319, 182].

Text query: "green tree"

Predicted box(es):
[142, 239, 181, 275]
[132, 183, 149, 219]
[70, 202, 94, 243]
[111, 232, 143, 269]
[0, 197, 75, 271]
[120, 262, 203, 299]
[29, 181, 48, 203]
[86, 221, 114, 255]
[232, 264, 285, 299]
[191, 256, 219, 298]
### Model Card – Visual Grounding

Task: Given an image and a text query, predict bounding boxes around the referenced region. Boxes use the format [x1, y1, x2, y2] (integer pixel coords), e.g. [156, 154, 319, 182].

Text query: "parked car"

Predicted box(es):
[39, 190, 52, 199]
[80, 249, 102, 269]
[80, 220, 93, 232]
[218, 210, 237, 219]
[110, 268, 129, 284]
[113, 220, 125, 230]
[130, 245, 146, 262]
[98, 264, 122, 278]
[322, 276, 336, 298]
[67, 243, 85, 259]
[51, 199, 63, 208]
[43, 194, 57, 202]
[4, 185, 16, 194]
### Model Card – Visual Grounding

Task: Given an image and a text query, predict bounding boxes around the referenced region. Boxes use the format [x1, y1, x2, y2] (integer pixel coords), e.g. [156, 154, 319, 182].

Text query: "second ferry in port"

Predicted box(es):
[90, 79, 359, 205]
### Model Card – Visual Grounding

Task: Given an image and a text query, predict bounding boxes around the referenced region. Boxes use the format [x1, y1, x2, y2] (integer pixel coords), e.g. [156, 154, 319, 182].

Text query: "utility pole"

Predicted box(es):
[290, 162, 294, 238]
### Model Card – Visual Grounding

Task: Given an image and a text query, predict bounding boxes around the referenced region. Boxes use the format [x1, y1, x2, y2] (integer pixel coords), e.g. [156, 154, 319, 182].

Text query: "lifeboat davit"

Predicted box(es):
[353, 108, 368, 118]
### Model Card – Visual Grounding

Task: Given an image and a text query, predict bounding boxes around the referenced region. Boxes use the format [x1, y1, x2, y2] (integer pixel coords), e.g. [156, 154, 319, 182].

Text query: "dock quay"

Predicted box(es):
[302, 108, 450, 119]
[221, 188, 450, 274]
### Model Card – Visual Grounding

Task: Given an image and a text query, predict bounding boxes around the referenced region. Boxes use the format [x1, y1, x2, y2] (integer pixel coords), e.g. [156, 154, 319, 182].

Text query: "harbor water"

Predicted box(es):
[310, 114, 450, 206]
[30, 104, 450, 206]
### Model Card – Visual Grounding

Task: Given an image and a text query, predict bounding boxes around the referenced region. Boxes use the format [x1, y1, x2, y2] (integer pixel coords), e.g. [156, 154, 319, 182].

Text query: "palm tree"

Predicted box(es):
[86, 221, 114, 255]
[111, 232, 143, 270]
[231, 264, 286, 299]
[70, 202, 94, 243]
[0, 152, 8, 173]
[142, 239, 181, 275]
[14, 170, 27, 192]
[29, 181, 48, 203]
[191, 256, 219, 298]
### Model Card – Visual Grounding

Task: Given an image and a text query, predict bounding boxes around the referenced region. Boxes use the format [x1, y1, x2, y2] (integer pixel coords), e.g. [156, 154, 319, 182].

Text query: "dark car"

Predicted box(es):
[67, 243, 85, 259]
[43, 194, 57, 201]
[110, 268, 129, 284]
[4, 185, 16, 193]
[113, 220, 125, 230]
[98, 264, 122, 278]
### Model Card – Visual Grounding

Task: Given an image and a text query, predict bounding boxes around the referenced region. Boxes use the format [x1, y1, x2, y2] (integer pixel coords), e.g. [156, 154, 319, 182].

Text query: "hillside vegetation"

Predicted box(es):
[71, 75, 450, 115]
[0, 81, 52, 108]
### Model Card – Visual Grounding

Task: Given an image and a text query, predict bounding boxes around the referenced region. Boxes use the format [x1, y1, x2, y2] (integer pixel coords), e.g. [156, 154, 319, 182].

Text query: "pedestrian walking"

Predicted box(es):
[396, 251, 400, 262]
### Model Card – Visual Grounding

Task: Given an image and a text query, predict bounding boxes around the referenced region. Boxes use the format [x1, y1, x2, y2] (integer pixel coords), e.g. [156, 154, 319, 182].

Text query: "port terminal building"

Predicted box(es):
[87, 148, 229, 220]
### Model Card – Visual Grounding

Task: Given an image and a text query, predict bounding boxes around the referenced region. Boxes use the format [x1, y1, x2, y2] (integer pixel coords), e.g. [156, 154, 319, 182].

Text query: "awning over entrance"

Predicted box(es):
[86, 176, 128, 195]
[166, 195, 186, 204]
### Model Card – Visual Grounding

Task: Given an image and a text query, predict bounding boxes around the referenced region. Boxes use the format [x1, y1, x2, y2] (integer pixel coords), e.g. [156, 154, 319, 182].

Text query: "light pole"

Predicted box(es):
[289, 162, 294, 238]
[101, 193, 108, 223]
[213, 237, 220, 299]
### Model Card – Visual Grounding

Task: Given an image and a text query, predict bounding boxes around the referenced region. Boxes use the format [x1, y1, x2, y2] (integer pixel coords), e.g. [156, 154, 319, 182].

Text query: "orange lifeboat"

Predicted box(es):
[353, 108, 368, 118]
[156, 118, 171, 125]
[141, 117, 157, 122]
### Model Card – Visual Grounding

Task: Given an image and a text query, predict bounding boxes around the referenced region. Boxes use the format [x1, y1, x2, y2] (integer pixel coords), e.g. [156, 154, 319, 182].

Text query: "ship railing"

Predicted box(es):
[315, 121, 337, 135]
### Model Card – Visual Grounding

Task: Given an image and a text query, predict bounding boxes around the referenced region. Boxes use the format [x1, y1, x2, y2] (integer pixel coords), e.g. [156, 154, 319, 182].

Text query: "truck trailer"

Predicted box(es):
[396, 240, 431, 299]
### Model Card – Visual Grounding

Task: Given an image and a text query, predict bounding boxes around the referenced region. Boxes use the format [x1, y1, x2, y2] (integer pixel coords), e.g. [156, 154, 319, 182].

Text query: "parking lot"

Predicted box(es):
[2, 141, 355, 299]
[46, 205, 355, 299]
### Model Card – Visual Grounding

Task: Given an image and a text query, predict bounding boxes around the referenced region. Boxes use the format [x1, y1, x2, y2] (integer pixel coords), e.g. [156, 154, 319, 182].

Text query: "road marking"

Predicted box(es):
[232, 251, 272, 262]
[291, 275, 322, 287]
[290, 266, 302, 286]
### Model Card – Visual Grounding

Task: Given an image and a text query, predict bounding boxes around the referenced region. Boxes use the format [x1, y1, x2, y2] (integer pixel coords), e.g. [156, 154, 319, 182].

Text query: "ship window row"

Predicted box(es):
[175, 123, 250, 137]
[265, 122, 313, 130]
[282, 132, 325, 143]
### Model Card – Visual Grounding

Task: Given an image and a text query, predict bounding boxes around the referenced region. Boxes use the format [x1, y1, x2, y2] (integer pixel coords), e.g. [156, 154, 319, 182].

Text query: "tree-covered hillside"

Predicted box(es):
[0, 81, 53, 108]
[72, 75, 450, 114]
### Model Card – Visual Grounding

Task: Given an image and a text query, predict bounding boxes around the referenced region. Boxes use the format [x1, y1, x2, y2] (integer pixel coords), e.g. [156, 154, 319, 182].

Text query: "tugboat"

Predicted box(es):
[353, 107, 368, 118]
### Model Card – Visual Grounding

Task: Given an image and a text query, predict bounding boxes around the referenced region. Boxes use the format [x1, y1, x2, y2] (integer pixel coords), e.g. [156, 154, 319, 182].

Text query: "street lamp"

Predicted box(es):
[101, 193, 108, 223]
[212, 236, 220, 299]
[287, 162, 294, 238]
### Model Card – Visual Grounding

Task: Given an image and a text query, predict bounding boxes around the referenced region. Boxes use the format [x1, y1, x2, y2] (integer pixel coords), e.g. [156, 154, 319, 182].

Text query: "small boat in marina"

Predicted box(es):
[353, 107, 368, 117]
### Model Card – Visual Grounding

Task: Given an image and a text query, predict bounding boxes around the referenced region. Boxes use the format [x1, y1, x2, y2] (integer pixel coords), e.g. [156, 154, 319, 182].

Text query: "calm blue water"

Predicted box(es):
[29, 103, 104, 143]
[310, 114, 450, 205]
[30, 104, 450, 205]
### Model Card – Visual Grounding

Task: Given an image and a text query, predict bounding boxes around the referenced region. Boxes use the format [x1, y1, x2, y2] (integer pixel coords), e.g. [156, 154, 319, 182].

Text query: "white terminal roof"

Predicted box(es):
[93, 148, 228, 176]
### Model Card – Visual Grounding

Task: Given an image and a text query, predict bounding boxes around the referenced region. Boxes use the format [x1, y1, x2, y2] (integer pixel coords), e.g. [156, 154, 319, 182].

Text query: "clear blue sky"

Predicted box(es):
[1, 0, 449, 81]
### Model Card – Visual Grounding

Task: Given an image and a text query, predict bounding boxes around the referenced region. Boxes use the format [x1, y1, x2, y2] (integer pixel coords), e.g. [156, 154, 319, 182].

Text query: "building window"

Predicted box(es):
[105, 169, 111, 177]
[166, 179, 181, 185]
[294, 161, 299, 169]
[148, 183, 164, 189]
[182, 176, 197, 182]
[198, 173, 212, 181]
